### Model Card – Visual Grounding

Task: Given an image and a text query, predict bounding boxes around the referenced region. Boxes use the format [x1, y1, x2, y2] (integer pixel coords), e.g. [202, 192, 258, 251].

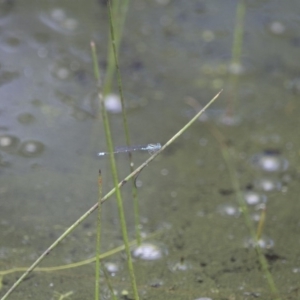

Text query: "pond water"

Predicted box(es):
[0, 1, 299, 299]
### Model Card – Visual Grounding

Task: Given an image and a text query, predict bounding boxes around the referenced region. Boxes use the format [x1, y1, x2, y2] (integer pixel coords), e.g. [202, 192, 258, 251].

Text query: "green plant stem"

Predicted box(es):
[232, 0, 246, 64]
[212, 130, 281, 300]
[91, 41, 140, 300]
[0, 90, 221, 300]
[0, 231, 162, 277]
[227, 0, 246, 116]
[256, 206, 266, 241]
[107, 0, 141, 245]
[103, 0, 130, 95]
[95, 170, 103, 300]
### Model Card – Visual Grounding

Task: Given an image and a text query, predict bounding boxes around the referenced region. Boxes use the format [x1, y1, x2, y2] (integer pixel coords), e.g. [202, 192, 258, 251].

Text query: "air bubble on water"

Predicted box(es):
[244, 191, 267, 205]
[104, 262, 119, 276]
[132, 243, 164, 260]
[250, 152, 288, 172]
[292, 268, 300, 273]
[161, 168, 169, 176]
[104, 93, 122, 113]
[18, 140, 45, 157]
[228, 62, 245, 75]
[268, 21, 285, 35]
[135, 180, 143, 188]
[244, 236, 274, 249]
[40, 8, 78, 34]
[53, 66, 70, 80]
[260, 156, 280, 171]
[251, 213, 261, 222]
[0, 135, 20, 152]
[254, 178, 282, 192]
[49, 56, 77, 82]
[51, 8, 65, 22]
[0, 136, 13, 147]
[217, 204, 240, 217]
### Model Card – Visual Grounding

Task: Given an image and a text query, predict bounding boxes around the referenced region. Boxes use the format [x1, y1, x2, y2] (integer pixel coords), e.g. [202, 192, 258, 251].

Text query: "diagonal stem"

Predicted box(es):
[0, 90, 221, 300]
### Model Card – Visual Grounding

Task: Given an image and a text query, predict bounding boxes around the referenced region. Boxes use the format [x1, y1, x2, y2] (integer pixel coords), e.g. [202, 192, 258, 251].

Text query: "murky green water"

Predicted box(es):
[0, 1, 300, 299]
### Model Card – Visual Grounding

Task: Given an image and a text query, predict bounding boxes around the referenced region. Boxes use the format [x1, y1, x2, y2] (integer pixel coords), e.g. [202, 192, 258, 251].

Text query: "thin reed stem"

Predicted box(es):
[256, 205, 266, 241]
[227, 0, 246, 116]
[232, 0, 246, 64]
[95, 170, 103, 300]
[103, 0, 130, 95]
[107, 0, 141, 245]
[0, 231, 162, 277]
[91, 41, 140, 300]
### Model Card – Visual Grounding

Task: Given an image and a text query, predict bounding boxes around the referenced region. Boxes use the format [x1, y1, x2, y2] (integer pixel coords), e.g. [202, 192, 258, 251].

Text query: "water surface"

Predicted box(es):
[0, 1, 299, 299]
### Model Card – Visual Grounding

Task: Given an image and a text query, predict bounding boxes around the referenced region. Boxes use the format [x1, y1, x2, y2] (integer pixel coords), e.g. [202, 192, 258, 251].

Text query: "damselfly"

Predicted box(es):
[97, 143, 161, 156]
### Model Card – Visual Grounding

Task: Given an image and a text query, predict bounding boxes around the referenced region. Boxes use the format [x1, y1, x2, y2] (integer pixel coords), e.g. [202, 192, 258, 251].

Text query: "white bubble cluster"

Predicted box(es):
[132, 243, 164, 261]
